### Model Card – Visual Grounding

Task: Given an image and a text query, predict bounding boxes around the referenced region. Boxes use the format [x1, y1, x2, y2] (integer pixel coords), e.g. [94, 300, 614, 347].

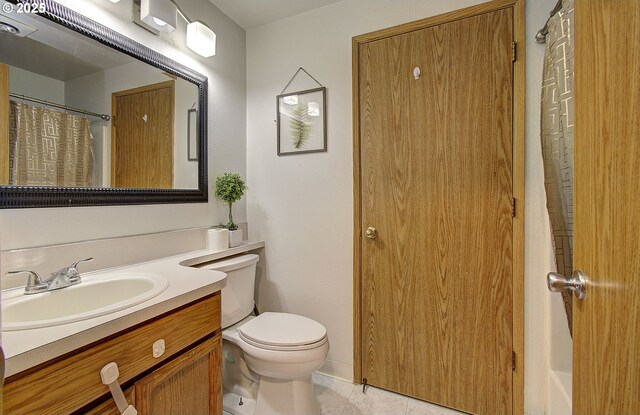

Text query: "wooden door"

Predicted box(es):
[135, 335, 222, 415]
[574, 1, 640, 413]
[111, 80, 174, 188]
[355, 4, 518, 414]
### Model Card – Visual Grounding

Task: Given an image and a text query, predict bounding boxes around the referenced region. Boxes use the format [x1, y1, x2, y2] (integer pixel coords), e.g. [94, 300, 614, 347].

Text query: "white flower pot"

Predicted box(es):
[229, 229, 243, 247]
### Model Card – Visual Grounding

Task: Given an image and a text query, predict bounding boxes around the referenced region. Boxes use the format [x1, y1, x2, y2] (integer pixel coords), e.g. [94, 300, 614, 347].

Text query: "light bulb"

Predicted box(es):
[187, 22, 217, 57]
[152, 17, 167, 27]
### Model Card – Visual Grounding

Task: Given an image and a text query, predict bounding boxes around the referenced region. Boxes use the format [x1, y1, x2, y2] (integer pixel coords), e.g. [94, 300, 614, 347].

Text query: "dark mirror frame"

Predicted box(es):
[0, 0, 208, 208]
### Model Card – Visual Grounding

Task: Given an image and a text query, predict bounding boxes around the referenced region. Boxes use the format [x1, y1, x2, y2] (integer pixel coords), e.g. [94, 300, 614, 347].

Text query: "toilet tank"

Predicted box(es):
[199, 254, 259, 328]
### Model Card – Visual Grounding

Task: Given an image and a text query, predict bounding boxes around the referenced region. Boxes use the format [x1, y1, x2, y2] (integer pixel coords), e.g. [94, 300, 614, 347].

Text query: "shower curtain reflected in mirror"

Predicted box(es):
[9, 101, 93, 187]
[541, 0, 574, 335]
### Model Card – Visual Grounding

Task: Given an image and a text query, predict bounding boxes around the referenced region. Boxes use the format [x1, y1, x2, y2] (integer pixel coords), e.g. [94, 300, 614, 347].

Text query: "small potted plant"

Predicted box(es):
[215, 172, 247, 247]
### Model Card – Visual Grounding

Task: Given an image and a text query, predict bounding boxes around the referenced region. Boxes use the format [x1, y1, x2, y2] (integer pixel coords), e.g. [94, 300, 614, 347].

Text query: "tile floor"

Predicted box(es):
[313, 373, 465, 415]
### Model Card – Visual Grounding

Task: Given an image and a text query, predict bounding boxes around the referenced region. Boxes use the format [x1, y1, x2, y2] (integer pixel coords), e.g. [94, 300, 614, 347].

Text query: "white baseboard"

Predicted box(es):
[317, 359, 353, 382]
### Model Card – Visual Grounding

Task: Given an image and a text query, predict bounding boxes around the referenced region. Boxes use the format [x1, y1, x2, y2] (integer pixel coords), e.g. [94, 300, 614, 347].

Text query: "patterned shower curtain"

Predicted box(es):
[9, 101, 94, 187]
[540, 0, 574, 335]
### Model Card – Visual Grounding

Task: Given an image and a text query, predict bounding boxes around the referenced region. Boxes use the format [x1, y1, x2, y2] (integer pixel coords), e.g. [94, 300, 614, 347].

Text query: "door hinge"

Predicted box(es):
[512, 351, 516, 371]
[512, 41, 517, 62]
[511, 197, 516, 217]
[111, 115, 117, 127]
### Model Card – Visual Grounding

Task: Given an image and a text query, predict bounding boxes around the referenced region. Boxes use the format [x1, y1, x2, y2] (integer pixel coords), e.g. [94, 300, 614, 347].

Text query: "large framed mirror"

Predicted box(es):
[0, 0, 208, 207]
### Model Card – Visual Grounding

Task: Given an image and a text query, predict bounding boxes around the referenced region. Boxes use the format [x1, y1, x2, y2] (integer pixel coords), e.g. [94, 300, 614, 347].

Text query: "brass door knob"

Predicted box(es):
[365, 227, 377, 239]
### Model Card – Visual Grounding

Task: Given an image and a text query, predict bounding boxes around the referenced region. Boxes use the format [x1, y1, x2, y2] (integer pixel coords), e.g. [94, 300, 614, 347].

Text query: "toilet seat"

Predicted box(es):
[237, 312, 327, 351]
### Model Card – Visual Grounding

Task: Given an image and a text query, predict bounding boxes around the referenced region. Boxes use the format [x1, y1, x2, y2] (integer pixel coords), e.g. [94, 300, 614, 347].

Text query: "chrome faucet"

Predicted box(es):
[5, 258, 94, 295]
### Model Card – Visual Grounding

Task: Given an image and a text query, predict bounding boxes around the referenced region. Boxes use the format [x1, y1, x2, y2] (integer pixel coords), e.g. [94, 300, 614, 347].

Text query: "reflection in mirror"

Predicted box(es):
[0, 0, 207, 207]
[0, 10, 199, 190]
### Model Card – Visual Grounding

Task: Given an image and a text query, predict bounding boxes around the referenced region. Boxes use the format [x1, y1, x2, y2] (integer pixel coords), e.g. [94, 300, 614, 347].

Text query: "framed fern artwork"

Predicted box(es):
[276, 87, 327, 155]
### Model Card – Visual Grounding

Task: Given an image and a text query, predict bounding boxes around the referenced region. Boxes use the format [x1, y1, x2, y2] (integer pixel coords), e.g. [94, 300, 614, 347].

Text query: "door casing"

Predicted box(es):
[1, 63, 9, 185]
[351, 0, 525, 413]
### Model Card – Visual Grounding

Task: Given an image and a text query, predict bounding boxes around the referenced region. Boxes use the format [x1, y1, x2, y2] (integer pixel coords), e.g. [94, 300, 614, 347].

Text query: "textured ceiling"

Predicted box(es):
[209, 0, 343, 29]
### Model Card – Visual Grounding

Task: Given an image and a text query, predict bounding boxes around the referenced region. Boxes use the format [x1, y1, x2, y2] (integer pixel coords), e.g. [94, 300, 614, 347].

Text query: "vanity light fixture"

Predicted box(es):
[107, 0, 121, 3]
[140, 0, 177, 33]
[283, 95, 298, 105]
[176, 4, 216, 57]
[308, 101, 320, 117]
[132, 0, 217, 57]
[186, 21, 216, 57]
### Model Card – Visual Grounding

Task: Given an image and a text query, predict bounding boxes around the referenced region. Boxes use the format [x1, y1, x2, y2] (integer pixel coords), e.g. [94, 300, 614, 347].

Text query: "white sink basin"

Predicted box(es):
[2, 273, 169, 331]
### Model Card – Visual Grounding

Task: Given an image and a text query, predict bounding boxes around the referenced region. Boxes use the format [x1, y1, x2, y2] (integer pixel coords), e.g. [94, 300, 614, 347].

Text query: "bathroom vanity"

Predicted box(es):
[2, 240, 265, 414]
[5, 294, 221, 415]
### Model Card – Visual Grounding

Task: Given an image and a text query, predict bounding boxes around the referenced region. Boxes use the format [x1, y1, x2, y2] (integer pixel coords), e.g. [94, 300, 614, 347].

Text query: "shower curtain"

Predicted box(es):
[540, 0, 574, 335]
[9, 101, 94, 187]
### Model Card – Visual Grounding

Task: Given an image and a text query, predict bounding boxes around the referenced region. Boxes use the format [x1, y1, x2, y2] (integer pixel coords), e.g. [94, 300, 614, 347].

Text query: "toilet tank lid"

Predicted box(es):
[238, 312, 327, 347]
[199, 254, 259, 272]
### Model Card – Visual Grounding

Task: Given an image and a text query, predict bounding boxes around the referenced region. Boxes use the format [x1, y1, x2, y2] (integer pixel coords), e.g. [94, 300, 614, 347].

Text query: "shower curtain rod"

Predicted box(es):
[535, 0, 563, 44]
[9, 93, 111, 121]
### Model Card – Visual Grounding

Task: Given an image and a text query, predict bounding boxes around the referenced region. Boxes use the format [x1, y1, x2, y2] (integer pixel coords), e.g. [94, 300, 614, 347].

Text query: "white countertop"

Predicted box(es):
[3, 241, 265, 377]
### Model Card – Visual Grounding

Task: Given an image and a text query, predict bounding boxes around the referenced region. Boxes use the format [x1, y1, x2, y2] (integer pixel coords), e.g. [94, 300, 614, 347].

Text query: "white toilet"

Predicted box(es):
[201, 254, 329, 415]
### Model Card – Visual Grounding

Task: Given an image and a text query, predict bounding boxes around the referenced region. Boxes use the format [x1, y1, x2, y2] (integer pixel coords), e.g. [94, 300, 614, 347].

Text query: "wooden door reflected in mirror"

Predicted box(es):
[112, 81, 174, 189]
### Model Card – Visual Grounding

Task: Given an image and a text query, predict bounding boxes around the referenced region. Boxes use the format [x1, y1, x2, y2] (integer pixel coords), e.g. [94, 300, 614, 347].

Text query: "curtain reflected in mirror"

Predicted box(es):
[9, 101, 93, 187]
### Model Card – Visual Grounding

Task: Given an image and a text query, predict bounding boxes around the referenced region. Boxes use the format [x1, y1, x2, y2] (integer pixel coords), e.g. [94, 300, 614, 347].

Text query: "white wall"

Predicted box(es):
[0, 0, 247, 249]
[173, 77, 200, 189]
[246, 0, 562, 414]
[8, 66, 65, 103]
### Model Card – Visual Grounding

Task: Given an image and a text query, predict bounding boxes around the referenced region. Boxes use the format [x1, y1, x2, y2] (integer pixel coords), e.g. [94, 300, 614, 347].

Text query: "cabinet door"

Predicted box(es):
[135, 335, 221, 415]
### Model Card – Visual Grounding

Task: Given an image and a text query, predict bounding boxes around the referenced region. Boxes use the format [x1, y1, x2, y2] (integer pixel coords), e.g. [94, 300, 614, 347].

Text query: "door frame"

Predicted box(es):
[351, 0, 525, 413]
[1, 63, 9, 185]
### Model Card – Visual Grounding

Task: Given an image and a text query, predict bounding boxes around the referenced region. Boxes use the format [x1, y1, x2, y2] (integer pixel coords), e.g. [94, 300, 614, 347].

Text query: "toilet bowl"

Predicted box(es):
[200, 254, 329, 415]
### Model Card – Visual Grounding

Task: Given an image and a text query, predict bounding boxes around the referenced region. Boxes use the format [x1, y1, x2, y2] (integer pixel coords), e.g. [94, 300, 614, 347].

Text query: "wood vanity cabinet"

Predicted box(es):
[85, 336, 221, 415]
[3, 292, 222, 415]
